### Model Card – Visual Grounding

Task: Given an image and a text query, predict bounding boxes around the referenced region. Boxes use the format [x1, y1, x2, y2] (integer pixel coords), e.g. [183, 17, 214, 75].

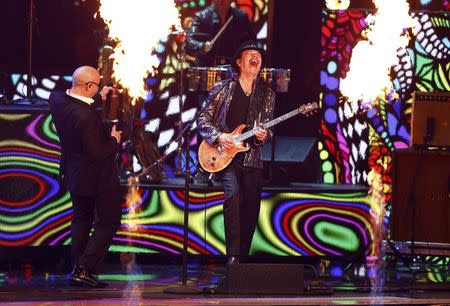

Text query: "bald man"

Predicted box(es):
[49, 66, 122, 288]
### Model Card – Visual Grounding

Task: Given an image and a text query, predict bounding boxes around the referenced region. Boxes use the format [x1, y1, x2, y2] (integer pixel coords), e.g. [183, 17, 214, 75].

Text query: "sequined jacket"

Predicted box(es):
[197, 77, 275, 169]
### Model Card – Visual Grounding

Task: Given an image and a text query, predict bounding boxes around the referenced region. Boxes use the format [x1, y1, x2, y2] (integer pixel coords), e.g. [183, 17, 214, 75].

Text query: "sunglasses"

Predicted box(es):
[84, 81, 100, 88]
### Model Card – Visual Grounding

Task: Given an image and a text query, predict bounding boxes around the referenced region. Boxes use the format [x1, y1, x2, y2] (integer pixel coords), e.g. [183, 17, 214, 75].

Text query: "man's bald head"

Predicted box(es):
[72, 66, 100, 88]
[70, 66, 101, 98]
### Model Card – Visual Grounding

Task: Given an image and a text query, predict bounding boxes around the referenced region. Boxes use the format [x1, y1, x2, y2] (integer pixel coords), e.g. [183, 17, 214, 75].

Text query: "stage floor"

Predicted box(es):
[1, 256, 449, 305]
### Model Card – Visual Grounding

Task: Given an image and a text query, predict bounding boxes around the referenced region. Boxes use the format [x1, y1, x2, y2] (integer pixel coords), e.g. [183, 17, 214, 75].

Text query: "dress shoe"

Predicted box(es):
[227, 256, 239, 265]
[70, 265, 108, 288]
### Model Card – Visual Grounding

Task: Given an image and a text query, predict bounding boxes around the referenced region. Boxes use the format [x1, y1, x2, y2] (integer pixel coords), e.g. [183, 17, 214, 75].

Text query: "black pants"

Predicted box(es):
[70, 191, 122, 271]
[220, 159, 263, 257]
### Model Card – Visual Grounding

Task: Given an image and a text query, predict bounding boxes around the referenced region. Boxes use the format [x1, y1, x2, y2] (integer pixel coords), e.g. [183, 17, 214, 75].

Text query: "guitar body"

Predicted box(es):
[198, 124, 249, 173]
[198, 101, 318, 173]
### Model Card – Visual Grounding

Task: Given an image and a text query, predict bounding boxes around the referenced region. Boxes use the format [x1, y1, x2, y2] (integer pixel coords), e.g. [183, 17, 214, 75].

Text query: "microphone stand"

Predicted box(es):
[164, 118, 202, 294]
[14, 0, 46, 105]
[174, 32, 187, 176]
[164, 32, 202, 294]
[26, 0, 33, 101]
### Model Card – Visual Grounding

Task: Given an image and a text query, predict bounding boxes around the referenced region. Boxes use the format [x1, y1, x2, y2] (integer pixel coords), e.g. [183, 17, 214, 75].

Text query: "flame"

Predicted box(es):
[340, 0, 416, 104]
[125, 176, 142, 231]
[98, 0, 181, 104]
[368, 167, 385, 234]
[122, 177, 143, 303]
[367, 166, 387, 293]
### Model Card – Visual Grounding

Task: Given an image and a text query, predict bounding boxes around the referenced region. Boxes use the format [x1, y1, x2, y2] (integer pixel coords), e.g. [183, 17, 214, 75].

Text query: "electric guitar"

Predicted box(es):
[198, 102, 319, 173]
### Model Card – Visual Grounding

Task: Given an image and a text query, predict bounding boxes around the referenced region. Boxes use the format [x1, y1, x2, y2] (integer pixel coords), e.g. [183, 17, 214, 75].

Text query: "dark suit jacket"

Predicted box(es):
[49, 91, 120, 196]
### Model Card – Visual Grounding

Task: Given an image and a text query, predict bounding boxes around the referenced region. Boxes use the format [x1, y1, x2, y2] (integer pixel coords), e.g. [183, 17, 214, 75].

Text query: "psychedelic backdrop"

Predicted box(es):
[0, 110, 372, 256]
[319, 1, 449, 205]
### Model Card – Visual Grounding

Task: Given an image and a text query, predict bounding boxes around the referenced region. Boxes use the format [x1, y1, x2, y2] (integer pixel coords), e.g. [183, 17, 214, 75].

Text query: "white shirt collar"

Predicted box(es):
[66, 89, 95, 105]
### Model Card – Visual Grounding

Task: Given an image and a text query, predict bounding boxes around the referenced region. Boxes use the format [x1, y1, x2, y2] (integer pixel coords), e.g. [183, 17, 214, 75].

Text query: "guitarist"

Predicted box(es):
[197, 41, 275, 264]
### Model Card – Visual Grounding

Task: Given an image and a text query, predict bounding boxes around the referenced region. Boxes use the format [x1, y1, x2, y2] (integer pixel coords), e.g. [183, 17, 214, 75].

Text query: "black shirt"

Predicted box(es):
[226, 82, 251, 132]
[226, 82, 251, 162]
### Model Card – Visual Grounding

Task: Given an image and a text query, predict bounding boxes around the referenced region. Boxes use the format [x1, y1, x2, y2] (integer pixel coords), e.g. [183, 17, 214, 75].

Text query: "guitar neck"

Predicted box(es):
[234, 108, 301, 143]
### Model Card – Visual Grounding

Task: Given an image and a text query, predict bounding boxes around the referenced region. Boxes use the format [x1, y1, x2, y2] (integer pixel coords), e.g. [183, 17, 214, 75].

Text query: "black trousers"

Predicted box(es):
[220, 159, 263, 257]
[70, 191, 122, 271]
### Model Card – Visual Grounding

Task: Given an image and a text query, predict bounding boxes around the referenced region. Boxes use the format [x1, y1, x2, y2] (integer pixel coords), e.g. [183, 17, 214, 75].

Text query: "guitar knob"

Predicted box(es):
[211, 157, 216, 161]
[210, 163, 215, 167]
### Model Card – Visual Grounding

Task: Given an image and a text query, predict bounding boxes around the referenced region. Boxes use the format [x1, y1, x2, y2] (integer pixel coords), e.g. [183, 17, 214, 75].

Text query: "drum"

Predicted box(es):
[260, 68, 291, 93]
[186, 67, 291, 93]
[186, 67, 228, 92]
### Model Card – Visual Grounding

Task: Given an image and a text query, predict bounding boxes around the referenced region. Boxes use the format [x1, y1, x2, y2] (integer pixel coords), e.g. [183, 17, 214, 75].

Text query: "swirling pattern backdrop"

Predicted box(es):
[0, 111, 373, 256]
[0, 112, 71, 246]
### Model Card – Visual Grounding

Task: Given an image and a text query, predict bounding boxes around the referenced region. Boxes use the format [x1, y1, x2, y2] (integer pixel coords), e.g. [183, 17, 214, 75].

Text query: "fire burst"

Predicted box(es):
[367, 167, 386, 253]
[340, 0, 416, 104]
[98, 0, 181, 103]
[97, 0, 180, 227]
[367, 167, 387, 293]
[125, 176, 141, 231]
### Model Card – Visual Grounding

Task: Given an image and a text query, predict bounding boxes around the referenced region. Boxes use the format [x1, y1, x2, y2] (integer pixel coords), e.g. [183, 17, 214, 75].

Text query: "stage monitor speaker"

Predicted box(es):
[262, 136, 318, 183]
[391, 148, 450, 244]
[222, 263, 304, 294]
[263, 136, 316, 162]
[410, 91, 450, 147]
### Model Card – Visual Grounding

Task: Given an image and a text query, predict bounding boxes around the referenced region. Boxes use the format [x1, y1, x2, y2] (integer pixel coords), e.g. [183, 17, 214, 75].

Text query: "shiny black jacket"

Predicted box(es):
[197, 77, 275, 169]
[186, 5, 255, 66]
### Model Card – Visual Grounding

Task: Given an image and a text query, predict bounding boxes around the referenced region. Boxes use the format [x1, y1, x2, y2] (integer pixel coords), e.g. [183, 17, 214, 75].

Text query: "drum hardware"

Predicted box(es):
[186, 67, 291, 93]
[186, 66, 228, 92]
[173, 30, 211, 37]
[260, 68, 291, 93]
[185, 31, 211, 38]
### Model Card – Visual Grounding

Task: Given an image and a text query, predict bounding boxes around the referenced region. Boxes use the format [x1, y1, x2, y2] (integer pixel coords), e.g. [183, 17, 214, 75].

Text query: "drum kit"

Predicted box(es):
[186, 66, 291, 93]
[173, 22, 291, 94]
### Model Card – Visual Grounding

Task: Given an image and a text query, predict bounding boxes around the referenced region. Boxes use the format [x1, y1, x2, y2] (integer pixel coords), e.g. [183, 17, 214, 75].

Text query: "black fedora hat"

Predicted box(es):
[232, 40, 265, 70]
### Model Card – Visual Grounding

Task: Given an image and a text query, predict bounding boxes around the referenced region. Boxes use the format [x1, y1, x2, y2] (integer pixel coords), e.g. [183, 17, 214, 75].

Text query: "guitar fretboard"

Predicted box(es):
[233, 108, 301, 143]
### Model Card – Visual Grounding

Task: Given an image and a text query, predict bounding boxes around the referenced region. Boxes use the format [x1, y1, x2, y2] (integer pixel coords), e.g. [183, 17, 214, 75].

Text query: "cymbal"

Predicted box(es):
[186, 31, 211, 37]
[169, 30, 210, 37]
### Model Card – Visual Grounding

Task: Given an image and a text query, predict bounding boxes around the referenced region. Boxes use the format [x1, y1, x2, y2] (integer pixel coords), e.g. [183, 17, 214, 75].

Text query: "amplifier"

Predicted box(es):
[220, 263, 304, 294]
[410, 91, 450, 147]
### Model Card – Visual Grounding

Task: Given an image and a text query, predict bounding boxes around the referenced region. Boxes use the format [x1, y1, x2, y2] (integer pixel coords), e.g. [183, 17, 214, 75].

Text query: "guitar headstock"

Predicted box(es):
[299, 101, 319, 117]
